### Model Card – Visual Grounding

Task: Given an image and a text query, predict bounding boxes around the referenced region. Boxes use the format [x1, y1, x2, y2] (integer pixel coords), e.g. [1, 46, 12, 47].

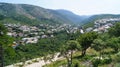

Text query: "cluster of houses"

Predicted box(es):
[5, 18, 119, 48]
[85, 18, 120, 33]
[4, 23, 82, 47]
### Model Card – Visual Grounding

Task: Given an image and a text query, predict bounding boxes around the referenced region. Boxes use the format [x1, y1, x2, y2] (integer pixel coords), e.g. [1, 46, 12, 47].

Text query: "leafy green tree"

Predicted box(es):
[92, 39, 106, 56]
[0, 23, 7, 35]
[107, 37, 120, 53]
[108, 22, 120, 37]
[91, 39, 105, 67]
[0, 23, 14, 47]
[77, 32, 98, 57]
[92, 33, 110, 53]
[4, 46, 16, 65]
[0, 23, 14, 65]
[60, 40, 79, 67]
[91, 33, 112, 67]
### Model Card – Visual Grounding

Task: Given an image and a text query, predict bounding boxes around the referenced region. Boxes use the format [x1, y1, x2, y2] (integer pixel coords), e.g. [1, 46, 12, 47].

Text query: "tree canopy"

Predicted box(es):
[108, 22, 120, 37]
[77, 32, 98, 56]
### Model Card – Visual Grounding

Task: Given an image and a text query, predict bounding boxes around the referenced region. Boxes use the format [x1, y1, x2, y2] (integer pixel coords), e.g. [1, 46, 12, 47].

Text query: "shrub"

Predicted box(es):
[92, 58, 100, 67]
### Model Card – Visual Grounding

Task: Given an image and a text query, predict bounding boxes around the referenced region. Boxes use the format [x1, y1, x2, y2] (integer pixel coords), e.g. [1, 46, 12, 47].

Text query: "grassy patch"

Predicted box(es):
[44, 59, 67, 67]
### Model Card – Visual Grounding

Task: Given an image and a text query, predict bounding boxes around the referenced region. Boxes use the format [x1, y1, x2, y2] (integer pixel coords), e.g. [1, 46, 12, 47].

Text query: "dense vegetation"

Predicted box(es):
[45, 22, 120, 67]
[0, 22, 120, 67]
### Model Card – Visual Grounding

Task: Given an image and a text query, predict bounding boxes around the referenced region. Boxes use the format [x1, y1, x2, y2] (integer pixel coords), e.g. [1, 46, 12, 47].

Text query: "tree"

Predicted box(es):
[77, 32, 98, 57]
[91, 34, 111, 67]
[91, 33, 110, 53]
[107, 37, 120, 53]
[108, 22, 120, 37]
[0, 23, 7, 35]
[60, 40, 79, 67]
[0, 23, 7, 67]
[0, 23, 14, 66]
[0, 23, 13, 47]
[92, 39, 106, 57]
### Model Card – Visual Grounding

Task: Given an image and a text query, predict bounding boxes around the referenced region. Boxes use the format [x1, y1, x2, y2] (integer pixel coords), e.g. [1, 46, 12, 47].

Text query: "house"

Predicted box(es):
[41, 35, 48, 38]
[22, 37, 38, 44]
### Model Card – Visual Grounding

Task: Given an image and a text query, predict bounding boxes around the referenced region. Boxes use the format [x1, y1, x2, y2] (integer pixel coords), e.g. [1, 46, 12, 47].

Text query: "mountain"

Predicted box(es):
[56, 9, 89, 25]
[0, 3, 86, 25]
[0, 3, 120, 26]
[0, 3, 71, 25]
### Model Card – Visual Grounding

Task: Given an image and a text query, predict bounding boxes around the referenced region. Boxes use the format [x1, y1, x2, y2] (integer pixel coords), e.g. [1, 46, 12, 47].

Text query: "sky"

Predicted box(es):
[0, 0, 120, 15]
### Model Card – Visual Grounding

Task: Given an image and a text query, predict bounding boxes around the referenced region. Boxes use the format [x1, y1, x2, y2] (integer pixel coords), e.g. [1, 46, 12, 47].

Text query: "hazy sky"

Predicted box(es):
[0, 0, 120, 15]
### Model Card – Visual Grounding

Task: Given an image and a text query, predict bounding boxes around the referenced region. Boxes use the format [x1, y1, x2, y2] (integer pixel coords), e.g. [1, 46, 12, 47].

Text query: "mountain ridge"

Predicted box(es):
[0, 3, 73, 25]
[0, 2, 120, 26]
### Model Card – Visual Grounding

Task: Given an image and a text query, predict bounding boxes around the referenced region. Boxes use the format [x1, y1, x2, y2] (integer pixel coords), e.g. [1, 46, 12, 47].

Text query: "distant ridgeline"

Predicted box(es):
[0, 3, 120, 26]
[0, 3, 88, 25]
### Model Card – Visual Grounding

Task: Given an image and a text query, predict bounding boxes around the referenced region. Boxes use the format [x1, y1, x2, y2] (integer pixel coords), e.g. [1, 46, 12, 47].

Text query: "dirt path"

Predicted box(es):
[6, 53, 63, 67]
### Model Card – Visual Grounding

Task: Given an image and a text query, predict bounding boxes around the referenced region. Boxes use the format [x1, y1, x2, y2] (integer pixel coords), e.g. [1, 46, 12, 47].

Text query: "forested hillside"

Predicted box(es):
[0, 3, 87, 25]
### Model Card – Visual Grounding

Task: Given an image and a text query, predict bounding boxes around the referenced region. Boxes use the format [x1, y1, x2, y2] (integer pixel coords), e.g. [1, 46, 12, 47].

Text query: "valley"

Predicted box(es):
[0, 2, 120, 67]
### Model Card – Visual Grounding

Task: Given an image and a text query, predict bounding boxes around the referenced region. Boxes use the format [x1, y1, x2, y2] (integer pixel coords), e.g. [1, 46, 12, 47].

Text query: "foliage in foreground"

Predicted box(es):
[1, 22, 120, 66]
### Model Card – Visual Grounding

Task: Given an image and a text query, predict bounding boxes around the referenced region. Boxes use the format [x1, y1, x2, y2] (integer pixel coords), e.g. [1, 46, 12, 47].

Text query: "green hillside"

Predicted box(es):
[0, 3, 72, 25]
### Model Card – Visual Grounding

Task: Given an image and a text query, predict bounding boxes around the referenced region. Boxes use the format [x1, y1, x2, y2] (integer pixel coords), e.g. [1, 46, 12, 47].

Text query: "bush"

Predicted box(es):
[27, 62, 32, 64]
[113, 52, 120, 62]
[114, 63, 120, 67]
[32, 59, 39, 62]
[72, 59, 85, 67]
[100, 57, 112, 64]
[92, 56, 112, 67]
[81, 55, 92, 61]
[92, 58, 100, 67]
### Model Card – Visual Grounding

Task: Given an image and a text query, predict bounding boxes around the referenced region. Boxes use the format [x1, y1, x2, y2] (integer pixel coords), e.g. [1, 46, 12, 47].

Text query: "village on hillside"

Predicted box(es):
[86, 18, 120, 33]
[4, 18, 120, 48]
[4, 23, 80, 47]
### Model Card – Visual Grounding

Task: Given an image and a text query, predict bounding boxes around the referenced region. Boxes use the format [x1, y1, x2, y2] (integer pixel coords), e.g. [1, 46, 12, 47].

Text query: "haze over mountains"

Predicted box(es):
[0, 2, 120, 25]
